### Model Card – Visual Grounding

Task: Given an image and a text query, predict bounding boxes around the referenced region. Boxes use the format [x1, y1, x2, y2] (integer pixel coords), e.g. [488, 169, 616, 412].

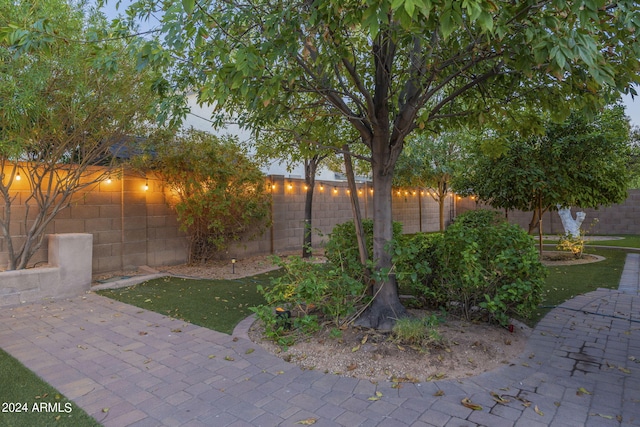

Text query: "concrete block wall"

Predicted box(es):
[2, 160, 639, 276]
[456, 189, 640, 235]
[0, 165, 188, 274]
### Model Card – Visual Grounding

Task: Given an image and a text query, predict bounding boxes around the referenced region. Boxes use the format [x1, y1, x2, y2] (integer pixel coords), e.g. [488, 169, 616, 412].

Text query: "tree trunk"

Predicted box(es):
[438, 198, 444, 231]
[354, 151, 408, 330]
[557, 205, 586, 237]
[302, 158, 318, 258]
[343, 145, 368, 276]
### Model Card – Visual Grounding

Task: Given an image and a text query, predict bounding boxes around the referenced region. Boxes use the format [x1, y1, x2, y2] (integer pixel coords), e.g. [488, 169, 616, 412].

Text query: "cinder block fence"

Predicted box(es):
[1, 162, 638, 276]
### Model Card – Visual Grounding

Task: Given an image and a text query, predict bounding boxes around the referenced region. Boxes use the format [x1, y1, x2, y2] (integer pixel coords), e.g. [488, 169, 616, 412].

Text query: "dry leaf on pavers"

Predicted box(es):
[434, 390, 445, 397]
[516, 397, 531, 407]
[368, 391, 383, 401]
[208, 354, 216, 359]
[577, 387, 591, 396]
[138, 331, 148, 336]
[171, 328, 182, 333]
[534, 405, 544, 416]
[618, 366, 632, 374]
[245, 348, 255, 354]
[490, 392, 510, 404]
[296, 418, 318, 425]
[224, 356, 234, 361]
[102, 408, 109, 413]
[590, 413, 615, 420]
[461, 397, 482, 410]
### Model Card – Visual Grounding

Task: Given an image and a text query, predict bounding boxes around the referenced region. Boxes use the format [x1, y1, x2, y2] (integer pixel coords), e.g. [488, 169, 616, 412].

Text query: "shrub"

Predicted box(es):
[252, 256, 368, 346]
[393, 232, 443, 297]
[433, 210, 546, 325]
[325, 219, 403, 281]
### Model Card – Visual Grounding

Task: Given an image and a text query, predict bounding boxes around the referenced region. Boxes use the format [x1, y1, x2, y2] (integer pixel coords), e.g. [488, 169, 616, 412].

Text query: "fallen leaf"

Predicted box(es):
[461, 397, 482, 411]
[590, 413, 614, 420]
[534, 405, 544, 416]
[361, 335, 368, 345]
[347, 363, 357, 371]
[296, 418, 317, 425]
[351, 345, 360, 352]
[138, 331, 148, 336]
[245, 348, 255, 354]
[618, 367, 631, 374]
[224, 356, 234, 361]
[102, 408, 109, 413]
[434, 390, 445, 397]
[208, 354, 216, 359]
[577, 387, 591, 396]
[397, 345, 406, 351]
[490, 392, 510, 404]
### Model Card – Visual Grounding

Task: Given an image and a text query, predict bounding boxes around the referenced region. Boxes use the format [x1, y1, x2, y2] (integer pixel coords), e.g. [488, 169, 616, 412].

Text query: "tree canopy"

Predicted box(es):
[395, 131, 468, 230]
[456, 104, 632, 232]
[0, 0, 163, 269]
[125, 0, 640, 328]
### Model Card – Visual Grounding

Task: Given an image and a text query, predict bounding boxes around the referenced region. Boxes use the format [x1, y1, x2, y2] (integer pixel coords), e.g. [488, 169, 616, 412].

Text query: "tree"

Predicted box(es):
[250, 106, 352, 258]
[395, 131, 467, 231]
[0, 0, 162, 270]
[457, 104, 631, 246]
[127, 0, 640, 329]
[143, 129, 271, 263]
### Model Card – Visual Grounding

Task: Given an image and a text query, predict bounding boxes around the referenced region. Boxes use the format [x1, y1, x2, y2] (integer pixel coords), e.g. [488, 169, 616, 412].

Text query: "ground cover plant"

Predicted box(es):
[0, 348, 99, 427]
[96, 270, 281, 334]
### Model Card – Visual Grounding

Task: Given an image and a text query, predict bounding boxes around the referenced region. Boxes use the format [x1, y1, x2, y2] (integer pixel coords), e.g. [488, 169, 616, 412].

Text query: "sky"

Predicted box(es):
[96, 1, 640, 129]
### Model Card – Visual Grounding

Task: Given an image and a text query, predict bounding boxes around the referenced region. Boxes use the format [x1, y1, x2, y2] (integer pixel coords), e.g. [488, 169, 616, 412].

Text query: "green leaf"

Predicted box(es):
[182, 0, 195, 14]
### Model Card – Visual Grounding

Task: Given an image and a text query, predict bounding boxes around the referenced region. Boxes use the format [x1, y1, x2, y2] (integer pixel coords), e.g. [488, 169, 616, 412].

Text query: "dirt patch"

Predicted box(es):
[541, 251, 604, 266]
[248, 313, 529, 383]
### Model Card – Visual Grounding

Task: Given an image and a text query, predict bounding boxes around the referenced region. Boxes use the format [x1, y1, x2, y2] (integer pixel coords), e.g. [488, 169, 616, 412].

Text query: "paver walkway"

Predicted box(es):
[1, 258, 639, 426]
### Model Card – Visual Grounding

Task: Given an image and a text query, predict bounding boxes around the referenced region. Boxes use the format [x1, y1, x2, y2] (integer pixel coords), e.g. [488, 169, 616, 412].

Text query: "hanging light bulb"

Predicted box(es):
[15, 171, 21, 181]
[144, 179, 149, 191]
[106, 175, 112, 184]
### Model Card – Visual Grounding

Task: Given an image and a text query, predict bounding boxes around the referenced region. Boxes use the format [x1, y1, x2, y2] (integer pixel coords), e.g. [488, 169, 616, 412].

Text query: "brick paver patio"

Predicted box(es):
[1, 256, 639, 426]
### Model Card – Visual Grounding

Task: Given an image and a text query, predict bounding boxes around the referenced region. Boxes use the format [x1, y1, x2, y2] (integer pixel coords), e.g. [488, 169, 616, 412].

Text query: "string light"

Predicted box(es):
[333, 187, 338, 194]
[144, 179, 149, 191]
[106, 175, 112, 184]
[288, 183, 293, 190]
[319, 184, 324, 191]
[15, 171, 21, 181]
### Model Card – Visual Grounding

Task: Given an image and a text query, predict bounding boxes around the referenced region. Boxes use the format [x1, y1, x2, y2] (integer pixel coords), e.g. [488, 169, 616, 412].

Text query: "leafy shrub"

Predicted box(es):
[433, 210, 546, 325]
[144, 129, 271, 263]
[393, 232, 443, 297]
[325, 219, 403, 281]
[252, 256, 368, 346]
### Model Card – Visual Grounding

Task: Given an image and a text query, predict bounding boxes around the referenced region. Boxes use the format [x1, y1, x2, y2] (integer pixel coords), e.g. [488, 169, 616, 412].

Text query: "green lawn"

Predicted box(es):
[0, 348, 100, 427]
[96, 270, 281, 334]
[529, 247, 628, 325]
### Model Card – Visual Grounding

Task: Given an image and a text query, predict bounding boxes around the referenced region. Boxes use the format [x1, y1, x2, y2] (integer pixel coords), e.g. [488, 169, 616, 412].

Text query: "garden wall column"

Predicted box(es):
[47, 233, 93, 298]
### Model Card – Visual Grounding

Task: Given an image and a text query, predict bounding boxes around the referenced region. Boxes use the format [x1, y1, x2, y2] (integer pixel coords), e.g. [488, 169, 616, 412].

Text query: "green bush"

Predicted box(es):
[393, 232, 443, 297]
[252, 256, 367, 346]
[325, 219, 403, 281]
[433, 210, 546, 325]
